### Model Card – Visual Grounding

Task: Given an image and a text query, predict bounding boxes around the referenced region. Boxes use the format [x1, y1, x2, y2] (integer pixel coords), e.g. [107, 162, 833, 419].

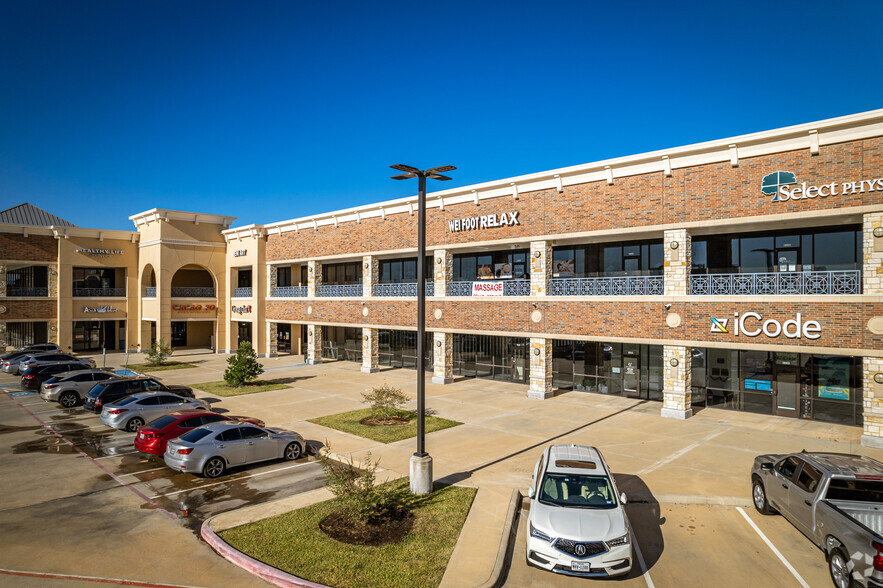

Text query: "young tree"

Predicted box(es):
[224, 341, 264, 386]
[361, 384, 409, 420]
[145, 339, 173, 366]
[316, 443, 403, 524]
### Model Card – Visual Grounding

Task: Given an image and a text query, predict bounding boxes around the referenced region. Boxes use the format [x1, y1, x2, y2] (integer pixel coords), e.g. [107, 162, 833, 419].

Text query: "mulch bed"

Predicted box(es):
[359, 415, 410, 427]
[319, 510, 414, 546]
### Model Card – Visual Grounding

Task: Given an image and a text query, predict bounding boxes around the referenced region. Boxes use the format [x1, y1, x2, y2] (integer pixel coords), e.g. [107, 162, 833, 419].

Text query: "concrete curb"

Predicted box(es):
[476, 488, 521, 588]
[201, 517, 327, 588]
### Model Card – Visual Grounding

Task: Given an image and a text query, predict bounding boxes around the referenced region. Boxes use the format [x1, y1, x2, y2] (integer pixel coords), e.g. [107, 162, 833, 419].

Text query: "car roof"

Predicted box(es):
[127, 391, 185, 401]
[544, 444, 609, 476]
[198, 421, 258, 432]
[56, 369, 105, 377]
[799, 452, 883, 477]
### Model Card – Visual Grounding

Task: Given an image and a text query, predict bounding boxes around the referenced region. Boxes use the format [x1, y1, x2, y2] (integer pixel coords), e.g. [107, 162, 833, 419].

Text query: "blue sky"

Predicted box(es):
[1, 1, 881, 231]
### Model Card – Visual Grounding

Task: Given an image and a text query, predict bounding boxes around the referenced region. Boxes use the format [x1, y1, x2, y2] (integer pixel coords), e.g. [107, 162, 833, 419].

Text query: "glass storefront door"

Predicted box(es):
[72, 321, 117, 352]
[277, 324, 291, 354]
[775, 364, 799, 417]
[622, 354, 640, 398]
[171, 322, 187, 347]
[237, 322, 252, 348]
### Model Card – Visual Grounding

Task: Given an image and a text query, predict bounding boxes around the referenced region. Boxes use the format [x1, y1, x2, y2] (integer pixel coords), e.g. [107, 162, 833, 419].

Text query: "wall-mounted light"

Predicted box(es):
[364, 262, 369, 269]
[875, 373, 883, 384]
[874, 227, 883, 238]
[436, 340, 441, 347]
[308, 266, 313, 273]
[534, 251, 541, 258]
[531, 302, 538, 308]
[363, 335, 368, 341]
[436, 258, 442, 264]
[669, 241, 679, 250]
[534, 348, 541, 356]
[669, 357, 679, 367]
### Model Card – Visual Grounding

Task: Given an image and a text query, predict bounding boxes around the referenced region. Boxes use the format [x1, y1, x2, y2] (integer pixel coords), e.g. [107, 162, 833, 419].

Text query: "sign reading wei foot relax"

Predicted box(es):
[710, 312, 821, 340]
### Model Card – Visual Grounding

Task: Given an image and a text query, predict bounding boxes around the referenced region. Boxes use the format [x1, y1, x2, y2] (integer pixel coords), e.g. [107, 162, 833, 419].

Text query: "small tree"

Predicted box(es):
[145, 339, 173, 366]
[224, 341, 264, 386]
[361, 384, 409, 420]
[316, 443, 403, 524]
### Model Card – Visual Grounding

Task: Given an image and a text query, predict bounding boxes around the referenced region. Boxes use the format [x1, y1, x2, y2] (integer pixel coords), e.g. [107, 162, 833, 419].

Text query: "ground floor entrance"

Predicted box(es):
[72, 320, 124, 352]
[276, 323, 292, 354]
[170, 321, 214, 349]
[452, 334, 529, 384]
[236, 321, 252, 349]
[552, 340, 663, 400]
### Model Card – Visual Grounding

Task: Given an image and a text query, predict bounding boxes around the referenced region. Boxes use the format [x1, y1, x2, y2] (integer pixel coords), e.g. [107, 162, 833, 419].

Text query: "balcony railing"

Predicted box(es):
[170, 287, 216, 297]
[5, 287, 49, 297]
[372, 282, 435, 297]
[317, 284, 363, 297]
[73, 287, 126, 297]
[144, 287, 156, 297]
[233, 287, 253, 298]
[271, 285, 308, 297]
[689, 271, 861, 295]
[550, 276, 664, 296]
[447, 279, 531, 296]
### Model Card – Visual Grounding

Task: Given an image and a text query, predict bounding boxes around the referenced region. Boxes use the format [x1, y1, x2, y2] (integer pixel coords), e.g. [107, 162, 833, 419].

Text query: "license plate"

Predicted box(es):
[138, 432, 144, 439]
[571, 561, 591, 572]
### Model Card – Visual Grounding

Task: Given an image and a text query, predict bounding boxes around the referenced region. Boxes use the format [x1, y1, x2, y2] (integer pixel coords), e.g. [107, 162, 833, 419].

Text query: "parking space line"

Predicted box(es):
[150, 461, 314, 499]
[632, 536, 655, 588]
[637, 428, 728, 475]
[0, 567, 208, 587]
[736, 507, 811, 588]
[95, 450, 140, 459]
[120, 466, 167, 477]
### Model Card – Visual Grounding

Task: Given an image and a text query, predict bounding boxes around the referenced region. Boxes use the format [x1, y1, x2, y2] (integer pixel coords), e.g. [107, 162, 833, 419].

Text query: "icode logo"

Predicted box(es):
[761, 170, 883, 202]
[710, 312, 821, 339]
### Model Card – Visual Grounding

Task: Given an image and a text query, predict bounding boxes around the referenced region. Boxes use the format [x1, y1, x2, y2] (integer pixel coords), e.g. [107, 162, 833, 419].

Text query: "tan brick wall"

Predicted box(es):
[0, 234, 57, 262]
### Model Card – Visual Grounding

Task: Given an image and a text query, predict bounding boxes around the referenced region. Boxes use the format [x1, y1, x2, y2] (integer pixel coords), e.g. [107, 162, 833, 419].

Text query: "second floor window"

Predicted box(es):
[322, 262, 362, 285]
[72, 267, 116, 289]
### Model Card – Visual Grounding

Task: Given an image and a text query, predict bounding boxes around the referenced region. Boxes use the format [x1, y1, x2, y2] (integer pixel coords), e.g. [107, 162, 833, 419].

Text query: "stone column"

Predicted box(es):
[362, 255, 378, 297]
[48, 265, 59, 298]
[863, 212, 883, 295]
[0, 263, 6, 297]
[664, 229, 691, 296]
[862, 357, 883, 448]
[307, 261, 322, 297]
[266, 321, 278, 358]
[432, 331, 453, 384]
[662, 345, 692, 419]
[361, 327, 379, 373]
[434, 249, 452, 296]
[528, 337, 553, 399]
[530, 241, 552, 296]
[306, 324, 322, 365]
[268, 265, 278, 297]
[0, 322, 6, 351]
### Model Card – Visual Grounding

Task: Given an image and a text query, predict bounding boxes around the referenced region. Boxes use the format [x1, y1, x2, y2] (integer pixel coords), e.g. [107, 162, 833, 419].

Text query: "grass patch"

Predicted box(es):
[309, 408, 461, 443]
[127, 361, 197, 372]
[192, 380, 290, 397]
[219, 481, 476, 588]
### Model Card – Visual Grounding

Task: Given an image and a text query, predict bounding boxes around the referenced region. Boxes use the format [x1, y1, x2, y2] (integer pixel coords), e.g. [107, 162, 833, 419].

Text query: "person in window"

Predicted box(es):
[477, 265, 493, 279]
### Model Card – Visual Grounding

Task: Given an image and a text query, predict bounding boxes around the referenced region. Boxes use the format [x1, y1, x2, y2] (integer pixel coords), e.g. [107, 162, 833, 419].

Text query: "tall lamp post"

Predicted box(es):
[390, 163, 456, 495]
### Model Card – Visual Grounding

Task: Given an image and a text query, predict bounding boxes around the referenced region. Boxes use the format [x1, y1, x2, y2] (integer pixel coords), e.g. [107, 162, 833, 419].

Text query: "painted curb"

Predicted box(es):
[201, 518, 326, 588]
[476, 487, 521, 588]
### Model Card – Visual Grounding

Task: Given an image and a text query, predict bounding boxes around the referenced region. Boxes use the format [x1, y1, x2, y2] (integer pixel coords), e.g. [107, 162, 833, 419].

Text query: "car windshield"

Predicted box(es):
[539, 473, 618, 509]
[179, 428, 212, 443]
[149, 415, 179, 429]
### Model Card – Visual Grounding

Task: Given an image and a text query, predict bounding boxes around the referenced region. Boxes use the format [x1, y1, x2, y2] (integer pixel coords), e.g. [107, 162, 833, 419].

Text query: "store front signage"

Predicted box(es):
[173, 304, 217, 311]
[472, 282, 504, 296]
[710, 312, 821, 340]
[231, 304, 252, 314]
[77, 248, 123, 257]
[761, 170, 883, 203]
[83, 305, 118, 313]
[448, 211, 520, 233]
[233, 249, 247, 257]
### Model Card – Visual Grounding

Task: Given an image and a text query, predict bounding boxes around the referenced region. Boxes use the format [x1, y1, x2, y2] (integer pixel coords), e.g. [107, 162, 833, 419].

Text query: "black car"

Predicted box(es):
[83, 377, 195, 414]
[21, 362, 92, 390]
[1, 343, 61, 361]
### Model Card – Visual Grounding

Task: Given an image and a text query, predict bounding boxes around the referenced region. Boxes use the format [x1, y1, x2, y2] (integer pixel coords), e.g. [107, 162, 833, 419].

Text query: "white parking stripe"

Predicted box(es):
[736, 507, 811, 588]
[94, 450, 139, 459]
[150, 461, 314, 499]
[632, 536, 655, 588]
[637, 428, 728, 475]
[120, 467, 167, 476]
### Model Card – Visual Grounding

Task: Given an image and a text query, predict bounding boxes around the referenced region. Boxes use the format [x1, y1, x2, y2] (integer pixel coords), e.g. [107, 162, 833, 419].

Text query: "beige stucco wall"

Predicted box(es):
[225, 233, 267, 354]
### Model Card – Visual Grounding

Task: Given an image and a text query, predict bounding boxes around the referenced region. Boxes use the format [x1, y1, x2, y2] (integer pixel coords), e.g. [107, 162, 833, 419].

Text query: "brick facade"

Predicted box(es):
[0, 234, 57, 262]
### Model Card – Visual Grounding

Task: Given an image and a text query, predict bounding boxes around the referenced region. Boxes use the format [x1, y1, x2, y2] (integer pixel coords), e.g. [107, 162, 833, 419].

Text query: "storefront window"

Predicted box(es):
[276, 266, 291, 287]
[379, 257, 432, 283]
[452, 334, 528, 383]
[453, 251, 529, 281]
[552, 240, 662, 278]
[322, 262, 362, 285]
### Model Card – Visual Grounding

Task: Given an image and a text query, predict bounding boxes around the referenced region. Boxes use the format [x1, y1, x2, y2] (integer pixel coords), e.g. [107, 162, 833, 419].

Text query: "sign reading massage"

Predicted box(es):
[710, 312, 821, 340]
[761, 171, 883, 202]
[449, 211, 520, 233]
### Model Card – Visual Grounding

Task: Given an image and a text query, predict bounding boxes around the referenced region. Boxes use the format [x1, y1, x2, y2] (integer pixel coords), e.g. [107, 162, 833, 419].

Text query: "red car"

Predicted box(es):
[134, 410, 265, 456]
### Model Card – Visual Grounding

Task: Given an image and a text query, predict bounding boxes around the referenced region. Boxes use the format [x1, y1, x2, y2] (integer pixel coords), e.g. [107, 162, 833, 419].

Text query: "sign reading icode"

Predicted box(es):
[761, 171, 883, 203]
[710, 312, 821, 340]
[449, 211, 520, 233]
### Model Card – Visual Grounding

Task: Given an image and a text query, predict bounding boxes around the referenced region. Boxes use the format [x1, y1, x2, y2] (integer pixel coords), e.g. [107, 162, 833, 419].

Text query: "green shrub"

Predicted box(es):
[224, 341, 264, 386]
[361, 384, 409, 420]
[145, 339, 173, 366]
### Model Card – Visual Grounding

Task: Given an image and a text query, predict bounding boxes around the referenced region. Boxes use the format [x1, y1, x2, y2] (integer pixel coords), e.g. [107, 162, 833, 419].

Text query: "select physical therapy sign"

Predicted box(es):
[710, 312, 821, 340]
[761, 171, 883, 203]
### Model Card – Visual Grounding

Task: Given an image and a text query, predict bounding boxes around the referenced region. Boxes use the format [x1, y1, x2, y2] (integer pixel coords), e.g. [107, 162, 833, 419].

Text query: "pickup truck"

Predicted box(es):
[751, 451, 883, 588]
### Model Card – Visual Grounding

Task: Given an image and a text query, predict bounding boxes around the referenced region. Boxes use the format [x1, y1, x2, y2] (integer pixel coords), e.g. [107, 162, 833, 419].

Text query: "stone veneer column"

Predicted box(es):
[48, 320, 58, 345]
[306, 324, 322, 365]
[664, 229, 691, 296]
[662, 345, 692, 419]
[434, 250, 452, 296]
[266, 321, 278, 358]
[267, 265, 278, 297]
[0, 322, 6, 351]
[864, 212, 883, 295]
[362, 255, 378, 297]
[432, 331, 453, 384]
[307, 261, 322, 297]
[0, 263, 6, 297]
[862, 357, 883, 448]
[528, 337, 553, 399]
[48, 265, 58, 298]
[361, 327, 379, 373]
[530, 241, 552, 296]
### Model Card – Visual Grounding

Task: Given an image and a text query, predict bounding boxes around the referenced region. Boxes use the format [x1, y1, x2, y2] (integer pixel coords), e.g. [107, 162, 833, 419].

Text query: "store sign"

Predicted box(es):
[77, 248, 123, 258]
[173, 304, 217, 311]
[710, 312, 821, 340]
[231, 304, 252, 314]
[761, 170, 883, 202]
[472, 282, 504, 296]
[83, 305, 118, 313]
[448, 211, 520, 233]
[233, 249, 247, 257]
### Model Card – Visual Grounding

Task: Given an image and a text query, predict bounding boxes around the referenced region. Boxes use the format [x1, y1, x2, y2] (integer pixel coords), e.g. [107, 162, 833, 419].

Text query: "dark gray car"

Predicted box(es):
[40, 369, 117, 407]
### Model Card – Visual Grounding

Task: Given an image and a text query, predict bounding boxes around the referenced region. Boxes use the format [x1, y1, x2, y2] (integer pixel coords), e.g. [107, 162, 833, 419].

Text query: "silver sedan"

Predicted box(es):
[164, 421, 305, 478]
[100, 392, 209, 432]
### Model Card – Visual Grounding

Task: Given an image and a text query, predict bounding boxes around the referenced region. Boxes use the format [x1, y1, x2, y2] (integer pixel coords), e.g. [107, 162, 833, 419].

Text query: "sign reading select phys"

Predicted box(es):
[761, 171, 883, 202]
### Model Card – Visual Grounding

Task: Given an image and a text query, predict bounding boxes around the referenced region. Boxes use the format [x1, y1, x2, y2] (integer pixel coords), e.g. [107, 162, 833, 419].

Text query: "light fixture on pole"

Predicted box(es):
[391, 163, 456, 495]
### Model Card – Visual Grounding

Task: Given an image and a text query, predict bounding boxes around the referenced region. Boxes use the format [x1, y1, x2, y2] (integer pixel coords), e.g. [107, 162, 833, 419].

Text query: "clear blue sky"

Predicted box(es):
[1, 1, 881, 231]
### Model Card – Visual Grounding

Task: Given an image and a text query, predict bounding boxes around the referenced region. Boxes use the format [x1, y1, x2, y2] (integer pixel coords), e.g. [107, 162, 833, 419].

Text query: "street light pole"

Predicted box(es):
[390, 163, 456, 494]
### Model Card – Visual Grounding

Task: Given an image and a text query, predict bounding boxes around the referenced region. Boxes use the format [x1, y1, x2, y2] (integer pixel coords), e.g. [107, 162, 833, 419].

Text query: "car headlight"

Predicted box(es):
[607, 532, 630, 547]
[529, 522, 553, 542]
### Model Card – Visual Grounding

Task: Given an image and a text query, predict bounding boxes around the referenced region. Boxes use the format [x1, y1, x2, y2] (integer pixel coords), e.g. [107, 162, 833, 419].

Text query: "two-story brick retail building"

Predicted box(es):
[2, 109, 882, 447]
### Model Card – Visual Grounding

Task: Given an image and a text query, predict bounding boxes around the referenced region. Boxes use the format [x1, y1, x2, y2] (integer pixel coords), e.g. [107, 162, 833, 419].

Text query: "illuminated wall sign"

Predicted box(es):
[761, 171, 883, 203]
[83, 305, 118, 313]
[173, 304, 217, 311]
[448, 211, 519, 233]
[710, 312, 821, 340]
[77, 248, 123, 258]
[231, 305, 252, 314]
[472, 282, 504, 296]
[233, 250, 247, 257]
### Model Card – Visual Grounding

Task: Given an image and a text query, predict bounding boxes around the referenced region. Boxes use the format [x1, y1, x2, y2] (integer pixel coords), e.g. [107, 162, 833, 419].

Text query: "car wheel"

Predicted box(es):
[202, 457, 226, 478]
[752, 477, 774, 515]
[125, 417, 145, 432]
[58, 392, 79, 408]
[284, 442, 302, 461]
[828, 547, 854, 588]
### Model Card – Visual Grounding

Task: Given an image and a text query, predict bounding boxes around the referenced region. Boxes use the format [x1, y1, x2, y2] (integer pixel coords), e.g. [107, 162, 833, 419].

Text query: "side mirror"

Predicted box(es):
[527, 487, 535, 499]
[620, 492, 627, 504]
[761, 463, 773, 472]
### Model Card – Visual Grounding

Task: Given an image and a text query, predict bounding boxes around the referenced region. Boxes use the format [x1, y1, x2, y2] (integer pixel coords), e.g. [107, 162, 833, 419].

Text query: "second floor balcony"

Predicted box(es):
[5, 286, 49, 297]
[372, 282, 435, 297]
[689, 270, 861, 296]
[550, 275, 663, 296]
[233, 287, 253, 298]
[271, 285, 308, 297]
[73, 287, 126, 297]
[317, 284, 363, 297]
[448, 279, 530, 297]
[171, 286, 216, 298]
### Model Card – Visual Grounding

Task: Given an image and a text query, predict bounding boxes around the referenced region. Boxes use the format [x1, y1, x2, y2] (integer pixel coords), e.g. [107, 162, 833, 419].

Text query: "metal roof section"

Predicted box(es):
[0, 203, 77, 228]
